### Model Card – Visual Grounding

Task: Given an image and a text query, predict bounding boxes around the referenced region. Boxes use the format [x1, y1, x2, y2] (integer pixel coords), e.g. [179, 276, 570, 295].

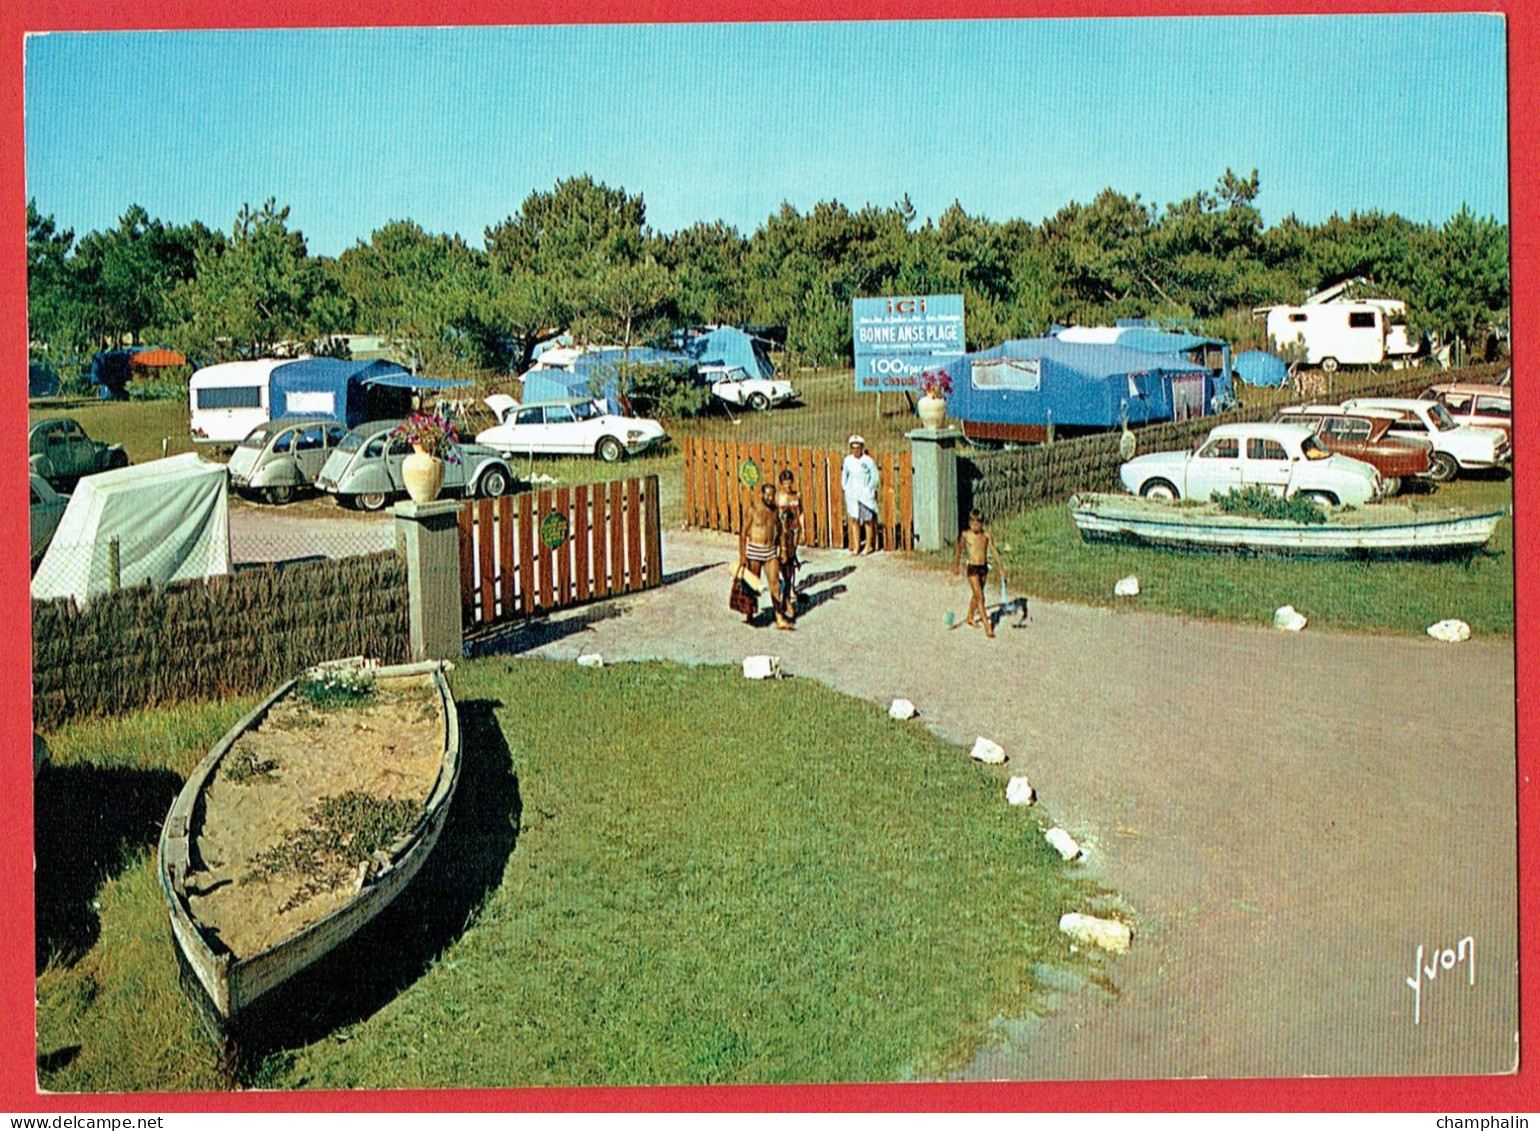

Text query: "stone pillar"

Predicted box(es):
[906, 426, 964, 551]
[393, 498, 464, 662]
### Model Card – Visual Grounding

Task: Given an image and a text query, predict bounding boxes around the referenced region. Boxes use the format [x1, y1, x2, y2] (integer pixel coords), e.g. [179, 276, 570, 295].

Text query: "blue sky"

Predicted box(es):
[23, 15, 1508, 257]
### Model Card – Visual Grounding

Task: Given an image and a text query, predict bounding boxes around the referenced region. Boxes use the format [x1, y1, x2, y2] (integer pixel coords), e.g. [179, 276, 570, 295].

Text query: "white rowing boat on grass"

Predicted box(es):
[1067, 493, 1505, 559]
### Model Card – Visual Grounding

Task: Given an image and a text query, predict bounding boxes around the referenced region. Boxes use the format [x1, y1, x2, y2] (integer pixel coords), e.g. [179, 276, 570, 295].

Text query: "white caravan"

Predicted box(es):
[1263, 282, 1420, 372]
[188, 359, 288, 444]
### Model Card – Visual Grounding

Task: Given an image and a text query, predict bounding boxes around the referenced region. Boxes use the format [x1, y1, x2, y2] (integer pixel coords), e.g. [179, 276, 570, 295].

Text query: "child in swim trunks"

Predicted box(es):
[952, 510, 1007, 638]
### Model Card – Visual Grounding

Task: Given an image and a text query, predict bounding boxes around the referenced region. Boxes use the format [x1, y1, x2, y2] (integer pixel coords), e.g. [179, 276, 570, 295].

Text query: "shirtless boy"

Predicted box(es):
[740, 481, 795, 630]
[952, 509, 1007, 638]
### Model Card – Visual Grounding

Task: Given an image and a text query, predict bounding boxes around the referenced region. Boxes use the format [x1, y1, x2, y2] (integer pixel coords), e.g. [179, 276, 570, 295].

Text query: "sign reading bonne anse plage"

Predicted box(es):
[852, 293, 966, 392]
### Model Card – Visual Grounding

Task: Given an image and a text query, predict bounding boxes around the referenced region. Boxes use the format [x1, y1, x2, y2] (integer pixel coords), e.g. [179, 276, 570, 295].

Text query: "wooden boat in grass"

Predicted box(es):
[157, 658, 461, 1044]
[1067, 492, 1506, 559]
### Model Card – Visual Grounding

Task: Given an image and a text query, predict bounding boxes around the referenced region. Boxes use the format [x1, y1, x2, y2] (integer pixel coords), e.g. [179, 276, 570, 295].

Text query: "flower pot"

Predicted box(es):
[402, 451, 446, 503]
[917, 393, 948, 430]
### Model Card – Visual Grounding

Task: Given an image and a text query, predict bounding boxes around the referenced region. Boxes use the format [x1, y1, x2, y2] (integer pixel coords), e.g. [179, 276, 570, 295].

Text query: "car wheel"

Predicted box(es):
[478, 467, 509, 498]
[1428, 452, 1458, 482]
[356, 491, 390, 512]
[264, 485, 295, 505]
[747, 392, 771, 412]
[1381, 476, 1401, 498]
[596, 437, 624, 463]
[1299, 490, 1339, 507]
[1320, 357, 1339, 374]
[1140, 479, 1179, 501]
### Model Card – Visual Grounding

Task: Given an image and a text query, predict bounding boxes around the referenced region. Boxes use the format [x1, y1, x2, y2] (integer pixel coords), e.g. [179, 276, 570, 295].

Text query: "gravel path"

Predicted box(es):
[483, 529, 1518, 1079]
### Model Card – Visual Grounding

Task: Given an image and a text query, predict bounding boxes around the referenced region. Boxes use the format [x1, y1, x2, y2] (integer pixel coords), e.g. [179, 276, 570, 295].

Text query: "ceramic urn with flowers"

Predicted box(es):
[393, 412, 460, 503]
[917, 370, 953, 430]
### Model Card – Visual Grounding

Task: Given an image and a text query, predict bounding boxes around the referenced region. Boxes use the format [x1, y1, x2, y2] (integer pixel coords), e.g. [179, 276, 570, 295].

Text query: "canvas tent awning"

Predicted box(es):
[31, 454, 230, 606]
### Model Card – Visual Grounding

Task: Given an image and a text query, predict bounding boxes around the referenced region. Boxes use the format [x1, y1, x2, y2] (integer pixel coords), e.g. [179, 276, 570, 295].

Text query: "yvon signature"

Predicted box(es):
[1406, 936, 1475, 1025]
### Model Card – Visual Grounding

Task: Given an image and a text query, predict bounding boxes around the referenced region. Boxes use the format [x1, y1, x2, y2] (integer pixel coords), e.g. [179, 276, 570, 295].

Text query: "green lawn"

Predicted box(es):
[36, 658, 1101, 1091]
[952, 474, 1515, 636]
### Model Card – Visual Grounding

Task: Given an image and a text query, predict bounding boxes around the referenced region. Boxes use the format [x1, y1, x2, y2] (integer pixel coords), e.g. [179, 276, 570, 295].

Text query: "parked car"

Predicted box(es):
[1342, 397, 1510, 482]
[28, 418, 129, 490]
[1271, 406, 1432, 495]
[315, 420, 519, 511]
[1418, 383, 1513, 445]
[1119, 422, 1383, 506]
[227, 417, 351, 504]
[475, 396, 668, 463]
[700, 365, 799, 411]
[30, 473, 67, 567]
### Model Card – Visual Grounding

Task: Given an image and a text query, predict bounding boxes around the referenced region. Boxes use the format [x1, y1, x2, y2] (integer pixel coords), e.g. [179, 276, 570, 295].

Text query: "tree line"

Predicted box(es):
[26, 170, 1510, 378]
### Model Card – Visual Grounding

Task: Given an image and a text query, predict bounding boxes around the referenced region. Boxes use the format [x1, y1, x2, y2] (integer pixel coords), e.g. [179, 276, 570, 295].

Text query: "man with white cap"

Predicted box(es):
[841, 434, 881, 555]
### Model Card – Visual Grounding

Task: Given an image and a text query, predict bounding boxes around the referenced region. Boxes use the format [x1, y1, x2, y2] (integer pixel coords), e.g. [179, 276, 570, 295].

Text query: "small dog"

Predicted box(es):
[997, 596, 1031, 627]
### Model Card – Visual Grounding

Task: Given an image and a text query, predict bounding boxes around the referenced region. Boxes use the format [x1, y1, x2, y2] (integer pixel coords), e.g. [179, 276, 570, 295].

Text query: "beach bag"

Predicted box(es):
[729, 567, 758, 615]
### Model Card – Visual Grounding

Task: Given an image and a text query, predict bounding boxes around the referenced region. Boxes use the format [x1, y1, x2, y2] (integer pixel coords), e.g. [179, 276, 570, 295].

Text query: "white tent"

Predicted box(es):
[31, 454, 231, 606]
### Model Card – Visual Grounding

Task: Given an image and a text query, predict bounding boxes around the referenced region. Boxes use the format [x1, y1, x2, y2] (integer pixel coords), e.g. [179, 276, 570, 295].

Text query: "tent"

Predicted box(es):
[522, 346, 694, 406]
[942, 330, 1225, 434]
[1233, 349, 1289, 388]
[675, 326, 775, 379]
[31, 454, 230, 606]
[269, 358, 471, 426]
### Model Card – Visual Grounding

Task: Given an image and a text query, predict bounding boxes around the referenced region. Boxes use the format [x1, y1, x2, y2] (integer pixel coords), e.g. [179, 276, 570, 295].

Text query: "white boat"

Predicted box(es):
[158, 659, 461, 1045]
[1067, 493, 1505, 558]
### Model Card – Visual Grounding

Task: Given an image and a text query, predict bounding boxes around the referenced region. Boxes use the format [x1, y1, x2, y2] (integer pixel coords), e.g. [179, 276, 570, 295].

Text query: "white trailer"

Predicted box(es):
[1264, 284, 1420, 372]
[188, 359, 288, 444]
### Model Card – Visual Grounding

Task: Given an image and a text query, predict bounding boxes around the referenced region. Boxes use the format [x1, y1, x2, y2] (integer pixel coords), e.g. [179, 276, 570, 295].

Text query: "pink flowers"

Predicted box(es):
[392, 412, 461, 462]
[919, 370, 954, 398]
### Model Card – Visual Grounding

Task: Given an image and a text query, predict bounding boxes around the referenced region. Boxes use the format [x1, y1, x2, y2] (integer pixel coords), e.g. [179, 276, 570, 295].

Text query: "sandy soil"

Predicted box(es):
[187, 672, 444, 958]
[496, 529, 1518, 1080]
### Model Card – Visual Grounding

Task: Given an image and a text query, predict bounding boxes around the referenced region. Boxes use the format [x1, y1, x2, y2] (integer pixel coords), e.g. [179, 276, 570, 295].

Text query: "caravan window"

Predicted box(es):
[1348, 311, 1378, 329]
[971, 357, 1041, 391]
[1288, 313, 1308, 323]
[196, 385, 263, 410]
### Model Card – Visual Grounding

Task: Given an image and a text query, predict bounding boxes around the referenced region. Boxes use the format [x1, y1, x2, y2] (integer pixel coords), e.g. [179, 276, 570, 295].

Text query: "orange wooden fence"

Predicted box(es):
[682, 437, 914, 551]
[458, 474, 663, 630]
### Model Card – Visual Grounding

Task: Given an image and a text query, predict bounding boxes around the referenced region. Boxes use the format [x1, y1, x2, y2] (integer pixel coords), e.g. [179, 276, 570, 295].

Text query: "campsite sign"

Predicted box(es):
[852, 294, 966, 392]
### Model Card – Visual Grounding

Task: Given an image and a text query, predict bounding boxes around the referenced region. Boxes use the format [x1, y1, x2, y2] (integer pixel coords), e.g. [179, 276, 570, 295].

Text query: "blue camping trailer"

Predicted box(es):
[189, 357, 470, 444]
[943, 327, 1233, 445]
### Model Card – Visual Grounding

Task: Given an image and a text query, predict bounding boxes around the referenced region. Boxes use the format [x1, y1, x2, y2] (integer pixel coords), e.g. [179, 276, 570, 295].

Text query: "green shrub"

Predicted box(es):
[1214, 484, 1327, 524]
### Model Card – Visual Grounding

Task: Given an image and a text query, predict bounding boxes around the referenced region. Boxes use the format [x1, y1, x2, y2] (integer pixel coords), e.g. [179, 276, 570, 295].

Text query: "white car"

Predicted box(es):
[701, 365, 798, 411]
[1119, 422, 1383, 506]
[30, 473, 67, 567]
[1341, 398, 1510, 481]
[476, 396, 668, 463]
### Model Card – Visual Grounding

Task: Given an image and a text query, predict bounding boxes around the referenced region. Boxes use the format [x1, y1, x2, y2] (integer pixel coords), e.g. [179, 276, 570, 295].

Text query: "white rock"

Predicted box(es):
[1005, 776, 1036, 806]
[969, 736, 1007, 764]
[576, 653, 605, 668]
[1273, 605, 1308, 632]
[1427, 618, 1472, 643]
[1114, 575, 1140, 597]
[888, 698, 918, 720]
[1044, 826, 1083, 861]
[1059, 912, 1132, 954]
[742, 655, 782, 680]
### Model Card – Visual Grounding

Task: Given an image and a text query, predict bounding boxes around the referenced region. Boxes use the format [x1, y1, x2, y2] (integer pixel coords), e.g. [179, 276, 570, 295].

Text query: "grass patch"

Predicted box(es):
[965, 475, 1513, 636]
[37, 659, 1098, 1091]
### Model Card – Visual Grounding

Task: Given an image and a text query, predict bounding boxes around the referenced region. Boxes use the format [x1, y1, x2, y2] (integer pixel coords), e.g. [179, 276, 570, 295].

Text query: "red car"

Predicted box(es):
[1272, 406, 1433, 496]
[1419, 383, 1512, 444]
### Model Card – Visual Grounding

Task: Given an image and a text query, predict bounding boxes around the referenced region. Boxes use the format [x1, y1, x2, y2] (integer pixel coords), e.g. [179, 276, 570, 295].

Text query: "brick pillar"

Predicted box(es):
[393, 498, 464, 661]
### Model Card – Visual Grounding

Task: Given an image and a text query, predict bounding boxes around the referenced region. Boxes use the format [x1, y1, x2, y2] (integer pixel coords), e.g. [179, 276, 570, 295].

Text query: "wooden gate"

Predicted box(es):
[682, 437, 914, 551]
[458, 474, 663, 631]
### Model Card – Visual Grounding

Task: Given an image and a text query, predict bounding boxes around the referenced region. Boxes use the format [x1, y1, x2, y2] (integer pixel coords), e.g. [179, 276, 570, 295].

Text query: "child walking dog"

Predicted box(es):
[951, 510, 1008, 639]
